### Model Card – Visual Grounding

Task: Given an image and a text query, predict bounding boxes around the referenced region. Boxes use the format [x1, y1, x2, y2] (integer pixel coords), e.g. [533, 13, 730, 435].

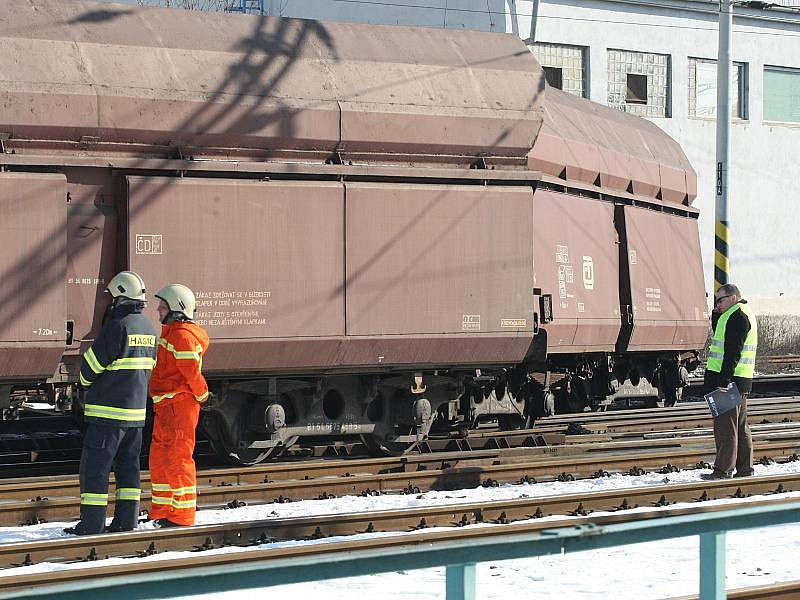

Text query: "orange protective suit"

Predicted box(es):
[148, 321, 210, 525]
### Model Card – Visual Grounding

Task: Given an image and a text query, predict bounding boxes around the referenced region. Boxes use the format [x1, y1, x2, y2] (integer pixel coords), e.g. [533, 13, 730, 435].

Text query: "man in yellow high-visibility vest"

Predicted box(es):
[701, 283, 757, 480]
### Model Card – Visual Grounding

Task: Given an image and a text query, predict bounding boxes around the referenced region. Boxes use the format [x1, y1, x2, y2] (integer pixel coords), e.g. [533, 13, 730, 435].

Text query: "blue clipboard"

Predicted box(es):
[704, 383, 742, 417]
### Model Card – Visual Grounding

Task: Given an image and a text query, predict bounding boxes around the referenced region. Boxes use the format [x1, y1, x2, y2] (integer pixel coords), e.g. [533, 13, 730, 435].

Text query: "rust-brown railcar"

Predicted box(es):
[0, 1, 707, 463]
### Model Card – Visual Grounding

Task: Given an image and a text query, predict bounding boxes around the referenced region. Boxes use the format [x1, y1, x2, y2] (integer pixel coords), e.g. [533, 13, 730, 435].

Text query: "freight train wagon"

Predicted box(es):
[0, 0, 707, 463]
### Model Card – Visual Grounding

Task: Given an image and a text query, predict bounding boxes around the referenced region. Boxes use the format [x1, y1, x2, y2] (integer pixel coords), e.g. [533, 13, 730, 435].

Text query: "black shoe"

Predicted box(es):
[105, 523, 134, 533]
[701, 471, 732, 481]
[154, 518, 181, 528]
[63, 525, 98, 536]
[733, 471, 754, 478]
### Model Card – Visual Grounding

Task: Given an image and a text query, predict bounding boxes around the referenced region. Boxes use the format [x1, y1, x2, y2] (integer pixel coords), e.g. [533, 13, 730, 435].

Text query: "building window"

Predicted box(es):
[542, 66, 564, 90]
[626, 74, 648, 104]
[607, 49, 671, 118]
[688, 58, 748, 119]
[528, 42, 588, 98]
[764, 66, 800, 123]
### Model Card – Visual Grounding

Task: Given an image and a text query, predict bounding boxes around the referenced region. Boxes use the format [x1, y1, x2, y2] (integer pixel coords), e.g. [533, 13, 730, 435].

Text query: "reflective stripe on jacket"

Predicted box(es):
[80, 303, 158, 428]
[149, 321, 210, 409]
[707, 301, 758, 379]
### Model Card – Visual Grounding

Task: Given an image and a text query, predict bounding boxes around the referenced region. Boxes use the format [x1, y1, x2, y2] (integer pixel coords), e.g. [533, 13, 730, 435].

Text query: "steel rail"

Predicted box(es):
[536, 395, 800, 424]
[1, 439, 798, 526]
[441, 400, 800, 441]
[0, 425, 741, 504]
[727, 582, 800, 600]
[3, 425, 799, 504]
[671, 580, 800, 599]
[0, 477, 798, 588]
[0, 396, 794, 477]
[569, 407, 800, 434]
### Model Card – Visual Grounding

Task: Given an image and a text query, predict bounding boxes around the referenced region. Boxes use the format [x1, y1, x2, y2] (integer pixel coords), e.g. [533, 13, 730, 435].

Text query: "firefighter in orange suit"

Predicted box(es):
[148, 284, 210, 527]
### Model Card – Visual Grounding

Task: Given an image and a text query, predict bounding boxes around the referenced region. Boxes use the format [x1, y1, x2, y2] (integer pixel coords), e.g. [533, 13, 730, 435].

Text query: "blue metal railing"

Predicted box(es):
[1, 500, 798, 600]
[226, 0, 265, 16]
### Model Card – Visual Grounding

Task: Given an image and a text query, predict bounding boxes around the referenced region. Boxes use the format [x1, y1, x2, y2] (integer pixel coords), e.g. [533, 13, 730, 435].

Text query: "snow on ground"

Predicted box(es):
[1, 460, 799, 599]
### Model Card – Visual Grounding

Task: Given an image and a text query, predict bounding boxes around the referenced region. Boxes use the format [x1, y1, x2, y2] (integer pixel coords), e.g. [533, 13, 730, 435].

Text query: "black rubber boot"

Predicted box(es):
[154, 518, 182, 528]
[64, 511, 105, 536]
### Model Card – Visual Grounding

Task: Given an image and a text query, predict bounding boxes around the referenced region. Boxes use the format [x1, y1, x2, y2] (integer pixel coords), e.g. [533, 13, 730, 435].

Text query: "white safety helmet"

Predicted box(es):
[106, 271, 147, 302]
[155, 283, 196, 321]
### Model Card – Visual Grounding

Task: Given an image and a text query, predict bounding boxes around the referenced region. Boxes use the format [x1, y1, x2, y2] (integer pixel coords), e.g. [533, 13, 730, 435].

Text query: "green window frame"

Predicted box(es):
[764, 66, 800, 123]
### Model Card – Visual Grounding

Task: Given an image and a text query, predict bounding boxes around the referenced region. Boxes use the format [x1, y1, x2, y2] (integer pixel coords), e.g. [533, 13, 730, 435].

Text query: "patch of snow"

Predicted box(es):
[1, 460, 799, 599]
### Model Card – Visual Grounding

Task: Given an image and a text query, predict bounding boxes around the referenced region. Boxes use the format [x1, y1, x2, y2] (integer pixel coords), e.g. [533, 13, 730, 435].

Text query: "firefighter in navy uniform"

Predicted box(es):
[65, 271, 157, 535]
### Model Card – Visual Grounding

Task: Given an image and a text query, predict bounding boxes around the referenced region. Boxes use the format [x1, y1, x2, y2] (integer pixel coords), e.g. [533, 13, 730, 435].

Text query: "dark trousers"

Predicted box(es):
[77, 422, 143, 534]
[712, 393, 753, 477]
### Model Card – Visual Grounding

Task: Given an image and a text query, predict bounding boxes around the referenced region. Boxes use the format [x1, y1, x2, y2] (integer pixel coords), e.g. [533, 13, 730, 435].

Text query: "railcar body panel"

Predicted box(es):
[345, 183, 534, 336]
[532, 189, 621, 353]
[622, 205, 709, 351]
[125, 178, 538, 372]
[334, 334, 535, 369]
[125, 177, 346, 372]
[0, 173, 67, 379]
[64, 169, 119, 349]
[668, 214, 709, 347]
[342, 182, 537, 368]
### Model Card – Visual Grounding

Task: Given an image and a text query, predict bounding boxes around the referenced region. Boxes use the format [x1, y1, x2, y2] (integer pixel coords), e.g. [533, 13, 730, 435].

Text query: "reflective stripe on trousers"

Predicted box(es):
[150, 484, 196, 509]
[80, 492, 108, 506]
[115, 487, 141, 501]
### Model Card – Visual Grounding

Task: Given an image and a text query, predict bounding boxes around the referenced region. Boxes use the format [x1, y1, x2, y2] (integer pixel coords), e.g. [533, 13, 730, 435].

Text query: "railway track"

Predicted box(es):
[0, 396, 796, 477]
[255, 397, 800, 457]
[535, 398, 800, 434]
[0, 475, 797, 591]
[687, 373, 800, 398]
[2, 434, 798, 526]
[539, 395, 799, 423]
[672, 581, 800, 600]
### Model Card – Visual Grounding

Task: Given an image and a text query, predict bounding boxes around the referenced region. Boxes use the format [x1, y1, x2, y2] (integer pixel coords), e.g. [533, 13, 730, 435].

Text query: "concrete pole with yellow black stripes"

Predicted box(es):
[714, 0, 732, 293]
